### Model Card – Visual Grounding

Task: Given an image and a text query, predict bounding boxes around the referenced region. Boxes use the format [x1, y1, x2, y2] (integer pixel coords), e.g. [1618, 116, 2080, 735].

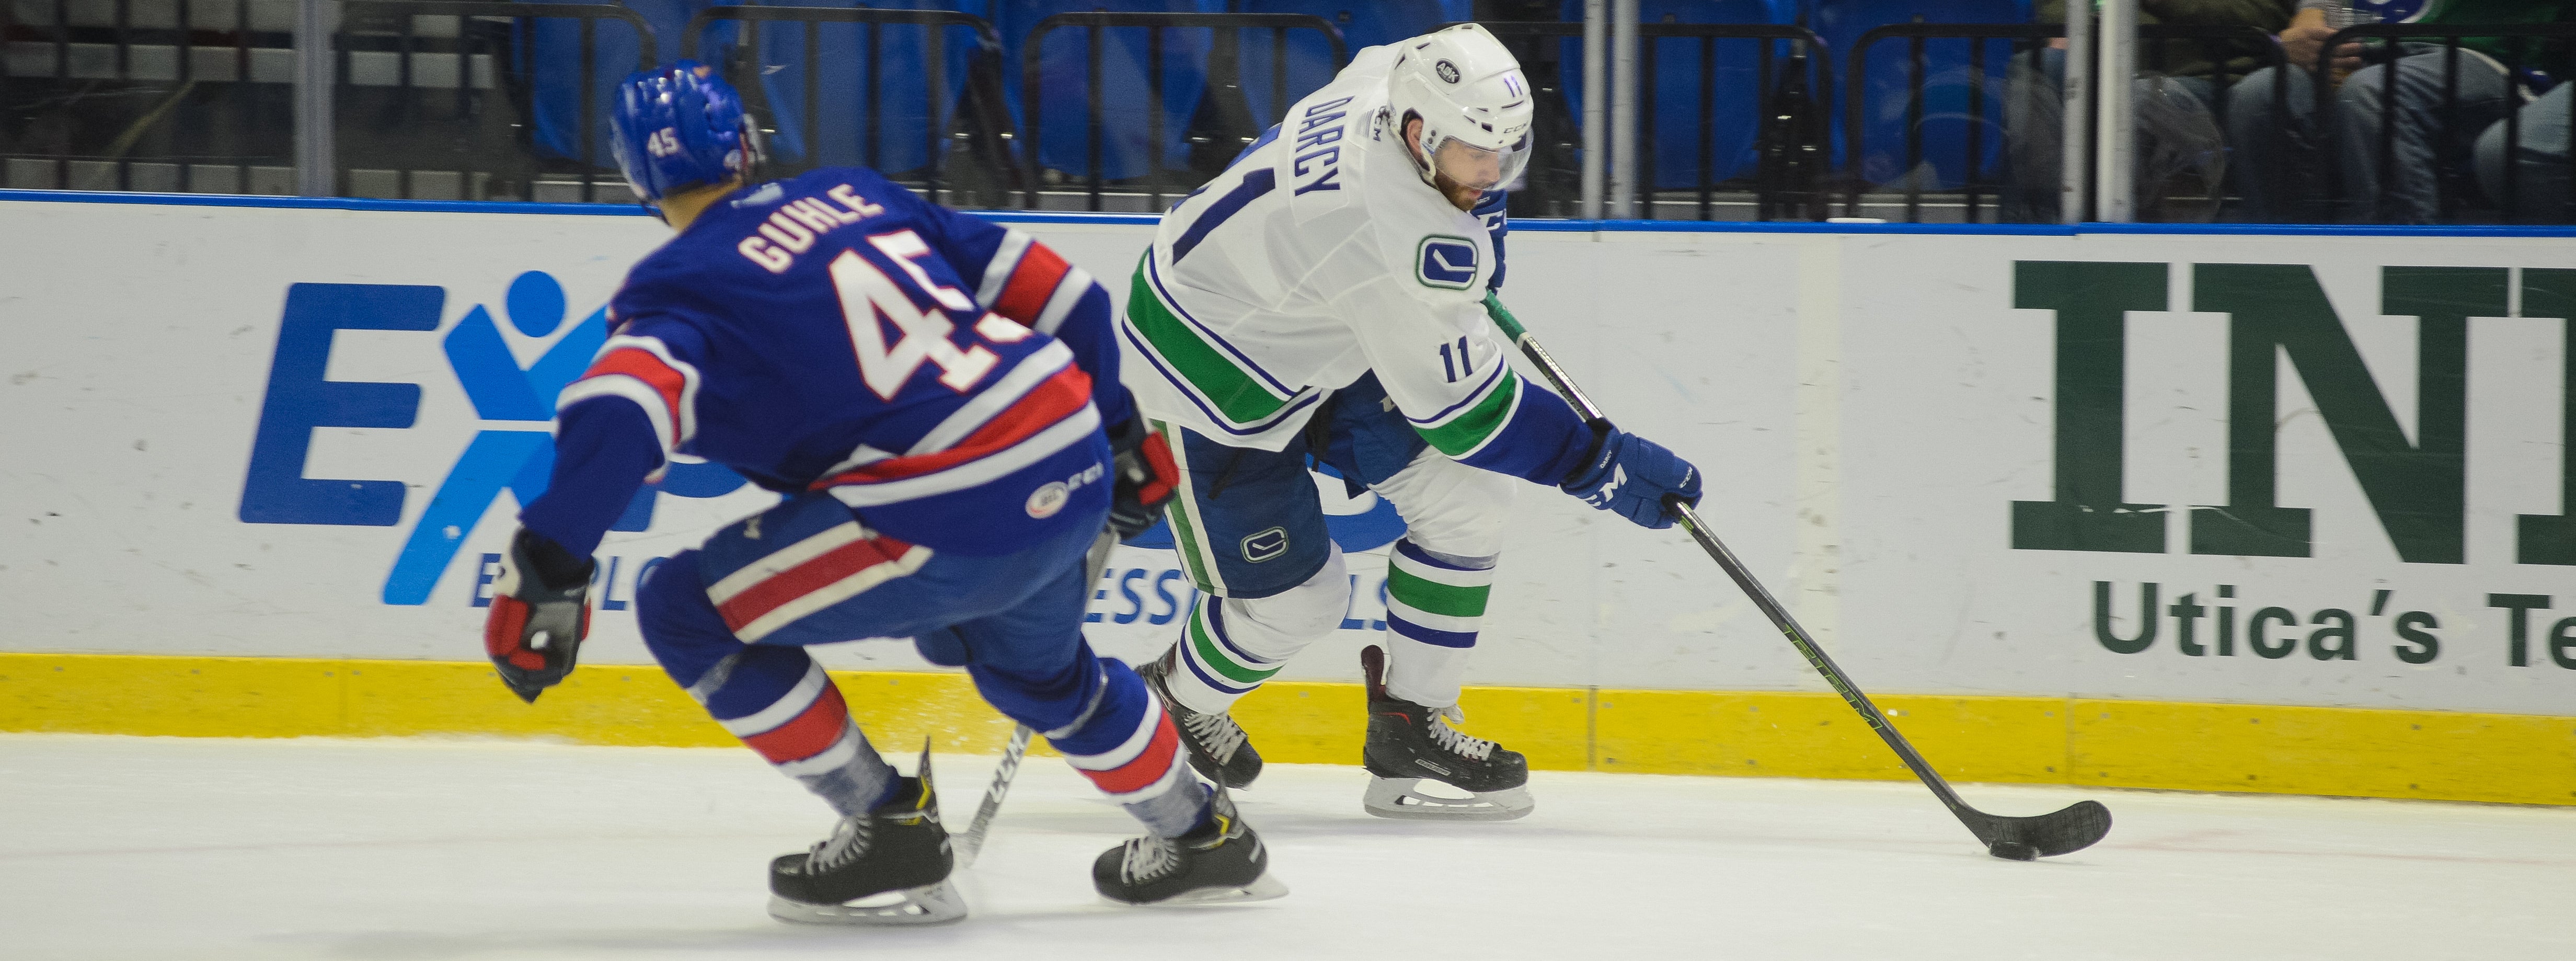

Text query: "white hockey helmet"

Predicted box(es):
[1385, 24, 1534, 194]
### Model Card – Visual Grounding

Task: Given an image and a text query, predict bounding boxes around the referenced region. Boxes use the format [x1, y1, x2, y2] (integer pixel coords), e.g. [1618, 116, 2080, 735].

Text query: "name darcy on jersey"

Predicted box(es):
[735, 184, 891, 273]
[1292, 96, 1354, 196]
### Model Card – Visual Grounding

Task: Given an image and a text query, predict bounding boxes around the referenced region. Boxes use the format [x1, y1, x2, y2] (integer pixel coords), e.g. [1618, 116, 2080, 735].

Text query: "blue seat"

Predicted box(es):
[1813, 0, 2033, 189]
[995, 1, 1221, 182]
[527, 0, 698, 171]
[1558, 1, 1798, 190]
[1230, 1, 1470, 123]
[707, 0, 983, 176]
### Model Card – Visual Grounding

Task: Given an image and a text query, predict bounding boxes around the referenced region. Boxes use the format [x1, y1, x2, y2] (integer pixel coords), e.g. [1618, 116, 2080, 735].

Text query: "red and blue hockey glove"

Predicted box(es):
[1106, 417, 1181, 541]
[483, 528, 596, 704]
[1561, 429, 1703, 530]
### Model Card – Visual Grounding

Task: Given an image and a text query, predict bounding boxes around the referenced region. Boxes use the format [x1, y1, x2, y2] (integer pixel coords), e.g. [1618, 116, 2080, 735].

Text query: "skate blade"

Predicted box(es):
[1107, 871, 1291, 907]
[1362, 778, 1535, 821]
[767, 880, 967, 926]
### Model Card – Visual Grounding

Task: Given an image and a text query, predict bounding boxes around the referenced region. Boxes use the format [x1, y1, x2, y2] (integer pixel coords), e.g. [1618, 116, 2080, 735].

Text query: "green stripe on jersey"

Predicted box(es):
[1384, 565, 1492, 620]
[1156, 421, 1225, 594]
[1412, 370, 1522, 457]
[1188, 605, 1281, 685]
[1124, 262, 1289, 427]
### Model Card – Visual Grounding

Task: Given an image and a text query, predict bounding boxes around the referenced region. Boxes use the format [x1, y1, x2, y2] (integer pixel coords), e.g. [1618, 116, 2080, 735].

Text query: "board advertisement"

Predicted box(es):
[3, 196, 2569, 716]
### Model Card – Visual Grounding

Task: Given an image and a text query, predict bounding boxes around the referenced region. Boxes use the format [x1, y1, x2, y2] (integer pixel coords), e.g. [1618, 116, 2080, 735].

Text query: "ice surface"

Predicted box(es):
[3, 734, 2570, 959]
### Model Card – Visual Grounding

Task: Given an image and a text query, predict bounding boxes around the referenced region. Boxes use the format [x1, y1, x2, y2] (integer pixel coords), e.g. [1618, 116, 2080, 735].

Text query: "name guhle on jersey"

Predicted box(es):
[733, 183, 887, 273]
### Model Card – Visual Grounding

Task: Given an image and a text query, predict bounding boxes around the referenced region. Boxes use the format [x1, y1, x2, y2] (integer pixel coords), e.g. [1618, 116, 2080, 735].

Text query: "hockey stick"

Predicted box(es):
[953, 529, 1122, 868]
[952, 723, 1028, 870]
[1482, 292, 2112, 861]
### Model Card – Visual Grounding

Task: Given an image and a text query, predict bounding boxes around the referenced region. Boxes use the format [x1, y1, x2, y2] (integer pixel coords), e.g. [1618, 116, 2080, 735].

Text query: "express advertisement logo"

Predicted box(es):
[237, 273, 750, 607]
[236, 271, 1409, 627]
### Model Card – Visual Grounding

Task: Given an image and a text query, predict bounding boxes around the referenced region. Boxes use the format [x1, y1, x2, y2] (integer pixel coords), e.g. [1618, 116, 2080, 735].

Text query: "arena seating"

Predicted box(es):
[1230, 1, 1471, 123]
[1555, 0, 1799, 190]
[1812, 0, 2033, 189]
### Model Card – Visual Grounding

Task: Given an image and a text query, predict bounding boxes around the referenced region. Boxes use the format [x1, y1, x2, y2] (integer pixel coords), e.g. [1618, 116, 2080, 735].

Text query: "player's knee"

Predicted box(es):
[634, 551, 739, 684]
[1227, 546, 1352, 643]
[1393, 470, 1515, 559]
[968, 640, 1102, 734]
[1038, 656, 1158, 758]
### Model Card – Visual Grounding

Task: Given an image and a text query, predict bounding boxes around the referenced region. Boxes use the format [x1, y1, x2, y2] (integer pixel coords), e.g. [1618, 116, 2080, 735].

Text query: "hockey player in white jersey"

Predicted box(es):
[1120, 24, 1704, 819]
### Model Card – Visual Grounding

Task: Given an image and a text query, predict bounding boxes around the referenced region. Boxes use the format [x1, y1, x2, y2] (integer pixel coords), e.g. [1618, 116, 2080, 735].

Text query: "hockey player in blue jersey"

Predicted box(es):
[476, 63, 1279, 923]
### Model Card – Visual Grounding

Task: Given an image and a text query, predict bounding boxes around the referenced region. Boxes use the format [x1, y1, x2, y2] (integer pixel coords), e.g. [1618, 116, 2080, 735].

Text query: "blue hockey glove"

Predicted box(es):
[1560, 429, 1703, 530]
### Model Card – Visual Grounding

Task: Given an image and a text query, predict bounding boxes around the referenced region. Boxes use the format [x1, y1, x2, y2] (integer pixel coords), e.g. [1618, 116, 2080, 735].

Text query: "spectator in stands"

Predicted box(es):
[2477, 76, 2575, 221]
[2008, 1, 2294, 222]
[2226, 1, 2574, 223]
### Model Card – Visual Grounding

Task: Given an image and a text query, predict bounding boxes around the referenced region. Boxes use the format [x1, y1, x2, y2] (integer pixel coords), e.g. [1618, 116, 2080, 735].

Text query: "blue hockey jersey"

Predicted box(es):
[520, 168, 1131, 558]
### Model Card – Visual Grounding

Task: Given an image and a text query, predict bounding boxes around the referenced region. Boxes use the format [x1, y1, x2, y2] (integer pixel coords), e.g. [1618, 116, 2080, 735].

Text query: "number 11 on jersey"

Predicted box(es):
[1438, 335, 1473, 383]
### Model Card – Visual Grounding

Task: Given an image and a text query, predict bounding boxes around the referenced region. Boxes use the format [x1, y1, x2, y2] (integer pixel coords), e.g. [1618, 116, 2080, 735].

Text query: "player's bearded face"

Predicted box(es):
[1407, 119, 1499, 211]
[1429, 139, 1502, 210]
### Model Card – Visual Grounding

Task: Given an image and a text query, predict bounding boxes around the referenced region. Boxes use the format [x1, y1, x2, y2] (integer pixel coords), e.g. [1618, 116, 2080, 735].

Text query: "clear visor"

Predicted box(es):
[1429, 131, 1532, 193]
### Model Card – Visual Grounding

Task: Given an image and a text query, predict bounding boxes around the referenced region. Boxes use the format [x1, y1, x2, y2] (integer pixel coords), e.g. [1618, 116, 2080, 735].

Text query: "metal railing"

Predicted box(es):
[334, 1, 652, 202]
[1022, 10, 1343, 211]
[683, 6, 1016, 209]
[1455, 20, 1832, 221]
[1844, 22, 2281, 223]
[1843, 22, 2049, 222]
[2, 0, 300, 192]
[2317, 22, 2576, 224]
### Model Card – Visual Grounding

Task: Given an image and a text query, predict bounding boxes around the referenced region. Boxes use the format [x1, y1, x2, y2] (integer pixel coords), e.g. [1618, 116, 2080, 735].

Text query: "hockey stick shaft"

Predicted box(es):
[954, 529, 1120, 868]
[953, 724, 1028, 869]
[1483, 294, 1985, 825]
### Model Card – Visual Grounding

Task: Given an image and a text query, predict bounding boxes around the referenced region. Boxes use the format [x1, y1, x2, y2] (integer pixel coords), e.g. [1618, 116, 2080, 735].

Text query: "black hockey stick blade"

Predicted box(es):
[1970, 799, 2113, 860]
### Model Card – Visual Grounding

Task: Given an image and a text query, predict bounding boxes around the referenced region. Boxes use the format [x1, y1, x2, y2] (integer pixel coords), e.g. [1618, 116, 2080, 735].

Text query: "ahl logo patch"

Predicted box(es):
[1434, 59, 1461, 83]
[1026, 482, 1071, 519]
[1416, 236, 1478, 290]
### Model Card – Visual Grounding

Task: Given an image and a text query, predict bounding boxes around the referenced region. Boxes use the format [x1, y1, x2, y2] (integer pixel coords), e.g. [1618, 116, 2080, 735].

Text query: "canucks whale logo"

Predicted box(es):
[1417, 235, 1478, 290]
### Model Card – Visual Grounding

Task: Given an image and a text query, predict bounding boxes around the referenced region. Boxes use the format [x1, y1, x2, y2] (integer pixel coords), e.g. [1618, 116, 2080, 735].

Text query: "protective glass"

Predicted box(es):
[1429, 131, 1532, 193]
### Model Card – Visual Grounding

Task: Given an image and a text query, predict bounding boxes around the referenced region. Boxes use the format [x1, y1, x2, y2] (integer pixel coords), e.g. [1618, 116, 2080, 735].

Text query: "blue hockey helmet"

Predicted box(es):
[609, 61, 760, 204]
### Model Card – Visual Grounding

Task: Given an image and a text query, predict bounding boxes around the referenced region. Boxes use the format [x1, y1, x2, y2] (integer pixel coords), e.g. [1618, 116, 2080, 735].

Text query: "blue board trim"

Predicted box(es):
[8, 188, 2575, 237]
[0, 188, 654, 216]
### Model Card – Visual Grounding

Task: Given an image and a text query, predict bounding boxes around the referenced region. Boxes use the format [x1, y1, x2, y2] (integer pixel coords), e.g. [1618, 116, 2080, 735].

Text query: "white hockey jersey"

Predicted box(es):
[1117, 46, 1591, 483]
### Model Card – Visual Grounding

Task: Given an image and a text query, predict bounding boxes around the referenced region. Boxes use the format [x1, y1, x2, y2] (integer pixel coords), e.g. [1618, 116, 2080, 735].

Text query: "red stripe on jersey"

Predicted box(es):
[741, 684, 850, 763]
[716, 534, 918, 634]
[1078, 713, 1181, 795]
[810, 365, 1092, 488]
[991, 242, 1072, 322]
[580, 348, 687, 441]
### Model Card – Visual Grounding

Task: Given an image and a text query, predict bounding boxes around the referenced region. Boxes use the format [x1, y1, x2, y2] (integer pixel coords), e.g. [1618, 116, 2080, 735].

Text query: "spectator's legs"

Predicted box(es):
[2333, 46, 2511, 224]
[2005, 51, 2224, 223]
[2224, 64, 2321, 221]
[2476, 84, 2574, 222]
[2134, 74, 2224, 219]
[2004, 47, 2067, 223]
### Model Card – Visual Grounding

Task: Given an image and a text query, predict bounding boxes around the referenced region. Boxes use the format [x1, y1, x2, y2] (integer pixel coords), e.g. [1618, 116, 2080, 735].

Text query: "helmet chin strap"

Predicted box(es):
[1387, 107, 1441, 191]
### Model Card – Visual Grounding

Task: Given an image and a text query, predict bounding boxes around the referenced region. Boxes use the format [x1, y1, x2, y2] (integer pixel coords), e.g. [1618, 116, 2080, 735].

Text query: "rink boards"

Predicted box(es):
[2, 191, 2572, 805]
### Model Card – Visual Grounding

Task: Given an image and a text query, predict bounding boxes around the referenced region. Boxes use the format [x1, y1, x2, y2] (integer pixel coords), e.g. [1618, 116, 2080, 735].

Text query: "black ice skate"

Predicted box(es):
[1359, 645, 1535, 821]
[1092, 786, 1287, 906]
[767, 745, 964, 925]
[1139, 647, 1263, 788]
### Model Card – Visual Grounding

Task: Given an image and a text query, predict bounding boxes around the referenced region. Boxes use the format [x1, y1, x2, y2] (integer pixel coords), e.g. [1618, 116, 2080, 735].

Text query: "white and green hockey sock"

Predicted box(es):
[1379, 537, 1497, 708]
[1163, 547, 1350, 715]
